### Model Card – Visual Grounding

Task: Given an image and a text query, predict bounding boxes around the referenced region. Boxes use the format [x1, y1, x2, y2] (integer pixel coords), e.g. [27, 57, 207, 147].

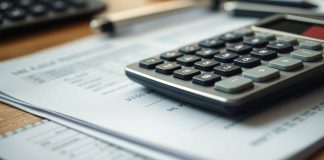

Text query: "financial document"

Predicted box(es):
[1, 11, 324, 159]
[0, 120, 151, 160]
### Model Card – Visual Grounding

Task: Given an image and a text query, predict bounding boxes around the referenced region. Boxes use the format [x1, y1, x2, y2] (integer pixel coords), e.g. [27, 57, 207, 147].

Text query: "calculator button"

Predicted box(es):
[17, 0, 35, 8]
[277, 36, 298, 45]
[234, 28, 254, 36]
[250, 48, 278, 60]
[29, 4, 47, 16]
[243, 37, 268, 47]
[219, 33, 243, 43]
[156, 63, 181, 74]
[160, 51, 182, 61]
[49, 0, 68, 12]
[195, 49, 219, 59]
[176, 56, 201, 66]
[6, 8, 27, 21]
[0, 1, 14, 11]
[234, 56, 261, 68]
[227, 44, 252, 54]
[215, 76, 253, 93]
[267, 42, 293, 53]
[299, 41, 322, 50]
[199, 38, 225, 49]
[179, 45, 201, 54]
[256, 32, 275, 40]
[174, 68, 200, 80]
[139, 58, 163, 69]
[214, 52, 239, 63]
[269, 57, 303, 71]
[193, 73, 221, 86]
[194, 60, 219, 71]
[291, 49, 323, 62]
[214, 64, 242, 77]
[243, 66, 280, 82]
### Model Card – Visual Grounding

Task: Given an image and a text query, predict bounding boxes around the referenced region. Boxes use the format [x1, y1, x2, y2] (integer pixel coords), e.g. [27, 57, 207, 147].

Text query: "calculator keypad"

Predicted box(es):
[0, 0, 105, 33]
[128, 28, 324, 113]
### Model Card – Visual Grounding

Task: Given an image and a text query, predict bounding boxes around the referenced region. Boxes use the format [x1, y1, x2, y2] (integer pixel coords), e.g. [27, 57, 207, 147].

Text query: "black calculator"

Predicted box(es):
[0, 0, 105, 33]
[125, 15, 324, 115]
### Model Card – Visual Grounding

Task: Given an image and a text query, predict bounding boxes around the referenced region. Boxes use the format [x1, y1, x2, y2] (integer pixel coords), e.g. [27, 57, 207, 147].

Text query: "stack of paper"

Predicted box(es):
[0, 120, 152, 160]
[0, 10, 323, 159]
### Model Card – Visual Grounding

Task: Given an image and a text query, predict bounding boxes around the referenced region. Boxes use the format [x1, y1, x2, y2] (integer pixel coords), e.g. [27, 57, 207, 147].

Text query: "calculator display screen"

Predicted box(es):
[259, 18, 324, 40]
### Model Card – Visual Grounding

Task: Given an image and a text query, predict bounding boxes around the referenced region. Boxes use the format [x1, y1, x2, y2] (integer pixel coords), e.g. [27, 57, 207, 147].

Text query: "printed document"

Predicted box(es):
[0, 11, 323, 159]
[0, 120, 157, 160]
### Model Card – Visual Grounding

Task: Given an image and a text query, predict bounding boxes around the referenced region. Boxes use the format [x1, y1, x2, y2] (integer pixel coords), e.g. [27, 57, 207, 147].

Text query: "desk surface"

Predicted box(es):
[0, 0, 323, 159]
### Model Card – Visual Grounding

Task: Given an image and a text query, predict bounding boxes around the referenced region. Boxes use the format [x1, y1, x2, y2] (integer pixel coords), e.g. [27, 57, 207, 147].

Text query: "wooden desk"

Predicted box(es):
[0, 0, 323, 159]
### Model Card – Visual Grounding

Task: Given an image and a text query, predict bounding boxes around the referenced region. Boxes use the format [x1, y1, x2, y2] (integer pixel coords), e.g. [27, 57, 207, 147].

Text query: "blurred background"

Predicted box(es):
[1, 0, 324, 60]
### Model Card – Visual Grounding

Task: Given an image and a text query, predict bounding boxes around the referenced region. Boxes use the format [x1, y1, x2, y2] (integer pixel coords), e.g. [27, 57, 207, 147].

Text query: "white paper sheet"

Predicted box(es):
[1, 11, 324, 160]
[0, 98, 179, 160]
[0, 120, 152, 160]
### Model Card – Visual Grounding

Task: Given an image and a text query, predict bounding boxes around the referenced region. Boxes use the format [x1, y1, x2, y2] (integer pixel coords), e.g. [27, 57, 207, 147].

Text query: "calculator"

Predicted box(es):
[0, 0, 105, 33]
[125, 15, 324, 115]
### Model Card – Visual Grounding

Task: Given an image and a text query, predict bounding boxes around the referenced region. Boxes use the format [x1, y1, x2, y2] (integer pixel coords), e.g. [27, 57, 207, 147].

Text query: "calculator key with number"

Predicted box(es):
[125, 15, 324, 115]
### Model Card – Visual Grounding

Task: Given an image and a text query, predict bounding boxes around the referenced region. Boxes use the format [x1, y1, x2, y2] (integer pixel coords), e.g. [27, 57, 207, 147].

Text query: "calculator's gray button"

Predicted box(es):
[299, 41, 322, 50]
[291, 49, 323, 62]
[243, 66, 280, 82]
[235, 28, 254, 36]
[215, 76, 253, 93]
[269, 57, 303, 71]
[256, 32, 275, 40]
[277, 36, 297, 44]
[220, 32, 243, 42]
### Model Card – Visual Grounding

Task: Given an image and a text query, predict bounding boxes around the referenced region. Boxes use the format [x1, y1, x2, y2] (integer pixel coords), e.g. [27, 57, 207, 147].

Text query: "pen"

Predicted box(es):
[90, 0, 211, 33]
[237, 0, 317, 9]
